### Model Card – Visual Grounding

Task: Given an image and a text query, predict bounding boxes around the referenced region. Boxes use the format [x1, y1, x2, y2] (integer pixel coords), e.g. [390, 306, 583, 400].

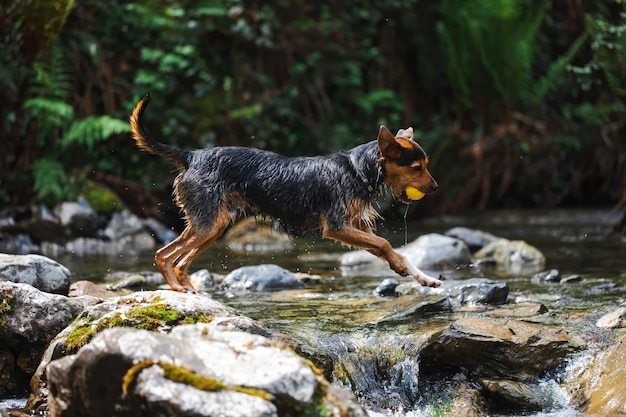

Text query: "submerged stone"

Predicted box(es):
[480, 379, 553, 411]
[419, 317, 585, 380]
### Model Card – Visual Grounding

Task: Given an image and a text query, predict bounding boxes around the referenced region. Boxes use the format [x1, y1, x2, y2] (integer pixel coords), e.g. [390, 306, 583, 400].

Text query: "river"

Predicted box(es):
[50, 209, 626, 416]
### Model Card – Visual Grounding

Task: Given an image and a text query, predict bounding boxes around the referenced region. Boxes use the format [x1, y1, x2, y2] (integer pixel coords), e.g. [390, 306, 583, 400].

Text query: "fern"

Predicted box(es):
[31, 158, 69, 203]
[29, 40, 73, 101]
[61, 115, 130, 150]
[24, 97, 74, 129]
[530, 31, 589, 105]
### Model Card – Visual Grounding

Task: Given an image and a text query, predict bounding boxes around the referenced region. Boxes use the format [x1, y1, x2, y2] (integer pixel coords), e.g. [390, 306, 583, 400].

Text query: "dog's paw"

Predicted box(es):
[416, 274, 442, 288]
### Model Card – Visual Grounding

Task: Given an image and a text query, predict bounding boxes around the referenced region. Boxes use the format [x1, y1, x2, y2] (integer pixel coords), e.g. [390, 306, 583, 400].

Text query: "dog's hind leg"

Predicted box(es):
[156, 208, 232, 293]
[171, 212, 232, 290]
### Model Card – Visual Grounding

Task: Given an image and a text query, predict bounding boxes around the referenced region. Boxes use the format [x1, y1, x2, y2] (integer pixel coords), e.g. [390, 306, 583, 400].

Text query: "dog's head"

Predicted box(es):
[377, 125, 438, 203]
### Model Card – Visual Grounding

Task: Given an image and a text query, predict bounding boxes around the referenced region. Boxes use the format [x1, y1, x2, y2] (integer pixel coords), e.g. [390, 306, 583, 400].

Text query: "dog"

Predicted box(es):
[129, 94, 442, 293]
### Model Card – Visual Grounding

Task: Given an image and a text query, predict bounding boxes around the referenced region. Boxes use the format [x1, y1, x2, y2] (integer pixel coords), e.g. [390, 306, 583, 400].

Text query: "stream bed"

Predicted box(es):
[55, 208, 625, 416]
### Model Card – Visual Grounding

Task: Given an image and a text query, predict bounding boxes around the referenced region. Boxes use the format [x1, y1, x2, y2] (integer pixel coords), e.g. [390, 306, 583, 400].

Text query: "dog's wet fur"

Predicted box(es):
[130, 94, 442, 293]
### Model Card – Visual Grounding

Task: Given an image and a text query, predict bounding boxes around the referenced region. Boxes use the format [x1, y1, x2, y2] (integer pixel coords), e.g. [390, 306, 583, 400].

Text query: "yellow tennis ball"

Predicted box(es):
[405, 186, 425, 201]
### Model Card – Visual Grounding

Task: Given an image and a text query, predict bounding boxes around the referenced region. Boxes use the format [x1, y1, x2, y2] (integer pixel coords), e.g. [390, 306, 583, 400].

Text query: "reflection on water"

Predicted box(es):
[55, 209, 625, 417]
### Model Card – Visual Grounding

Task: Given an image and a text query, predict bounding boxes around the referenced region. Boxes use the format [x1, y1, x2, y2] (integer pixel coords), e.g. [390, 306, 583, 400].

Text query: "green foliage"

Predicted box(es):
[61, 116, 130, 150]
[437, 0, 548, 109]
[2, 0, 626, 210]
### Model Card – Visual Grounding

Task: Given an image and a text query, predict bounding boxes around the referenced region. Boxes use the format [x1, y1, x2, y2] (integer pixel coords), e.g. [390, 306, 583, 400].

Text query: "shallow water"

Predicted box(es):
[56, 208, 625, 416]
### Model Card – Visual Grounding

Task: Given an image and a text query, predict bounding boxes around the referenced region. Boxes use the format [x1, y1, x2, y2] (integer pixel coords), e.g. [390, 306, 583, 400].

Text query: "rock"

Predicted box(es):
[54, 200, 98, 238]
[341, 233, 472, 273]
[103, 270, 165, 287]
[0, 253, 70, 294]
[596, 306, 626, 328]
[419, 317, 585, 380]
[105, 274, 150, 291]
[560, 274, 582, 284]
[374, 278, 399, 297]
[0, 282, 85, 394]
[224, 217, 294, 252]
[223, 264, 304, 292]
[488, 303, 548, 318]
[532, 270, 582, 285]
[474, 239, 545, 273]
[190, 269, 214, 292]
[45, 325, 367, 417]
[103, 210, 144, 241]
[68, 281, 118, 299]
[0, 205, 65, 246]
[480, 379, 551, 411]
[445, 380, 489, 417]
[0, 233, 37, 255]
[142, 217, 178, 244]
[375, 295, 451, 322]
[42, 232, 156, 257]
[570, 333, 626, 415]
[396, 278, 508, 308]
[445, 227, 499, 252]
[26, 290, 277, 415]
[531, 269, 561, 283]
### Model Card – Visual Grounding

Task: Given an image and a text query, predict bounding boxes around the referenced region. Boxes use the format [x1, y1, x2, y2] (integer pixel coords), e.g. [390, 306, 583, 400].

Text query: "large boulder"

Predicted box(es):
[25, 290, 276, 415]
[0, 282, 86, 394]
[419, 317, 585, 380]
[45, 326, 366, 417]
[0, 253, 71, 294]
[569, 333, 626, 415]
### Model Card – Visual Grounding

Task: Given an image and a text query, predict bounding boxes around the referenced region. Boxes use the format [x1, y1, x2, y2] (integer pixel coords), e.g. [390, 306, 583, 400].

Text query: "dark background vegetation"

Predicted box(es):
[2, 0, 625, 224]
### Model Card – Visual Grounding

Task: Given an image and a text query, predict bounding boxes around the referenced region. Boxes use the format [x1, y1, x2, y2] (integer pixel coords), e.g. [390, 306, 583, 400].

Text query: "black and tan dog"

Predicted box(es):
[130, 94, 442, 293]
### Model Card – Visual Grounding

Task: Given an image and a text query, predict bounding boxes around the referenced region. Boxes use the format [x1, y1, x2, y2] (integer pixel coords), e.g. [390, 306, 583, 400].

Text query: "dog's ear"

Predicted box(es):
[378, 125, 404, 159]
[395, 127, 414, 141]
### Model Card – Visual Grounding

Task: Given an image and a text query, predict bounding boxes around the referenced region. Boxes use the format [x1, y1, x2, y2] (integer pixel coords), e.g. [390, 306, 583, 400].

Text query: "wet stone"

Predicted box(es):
[419, 317, 585, 380]
[396, 278, 508, 309]
[480, 379, 552, 412]
[0, 253, 71, 295]
[445, 227, 500, 252]
[532, 269, 561, 283]
[596, 306, 626, 328]
[374, 278, 399, 297]
[223, 264, 304, 292]
[475, 239, 545, 273]
[488, 303, 548, 318]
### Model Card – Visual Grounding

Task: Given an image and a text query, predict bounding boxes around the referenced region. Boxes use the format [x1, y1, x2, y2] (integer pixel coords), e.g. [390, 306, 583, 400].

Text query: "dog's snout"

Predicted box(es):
[431, 181, 439, 192]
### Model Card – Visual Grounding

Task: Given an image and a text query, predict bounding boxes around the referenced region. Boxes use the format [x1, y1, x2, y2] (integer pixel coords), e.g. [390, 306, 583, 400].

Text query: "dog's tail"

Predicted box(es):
[129, 94, 190, 169]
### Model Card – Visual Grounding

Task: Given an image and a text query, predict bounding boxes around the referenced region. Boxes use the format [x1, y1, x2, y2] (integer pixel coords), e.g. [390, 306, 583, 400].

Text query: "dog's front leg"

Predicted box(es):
[322, 222, 442, 288]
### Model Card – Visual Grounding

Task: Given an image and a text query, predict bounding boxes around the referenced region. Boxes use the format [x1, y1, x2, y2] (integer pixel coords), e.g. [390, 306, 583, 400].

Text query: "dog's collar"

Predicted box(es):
[349, 152, 384, 194]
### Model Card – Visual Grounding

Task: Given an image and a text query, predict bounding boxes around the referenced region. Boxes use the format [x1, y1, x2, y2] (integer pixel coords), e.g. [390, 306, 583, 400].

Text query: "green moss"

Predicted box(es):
[181, 314, 213, 325]
[64, 322, 97, 354]
[0, 293, 14, 327]
[82, 183, 122, 215]
[122, 360, 155, 397]
[121, 361, 272, 401]
[62, 305, 214, 354]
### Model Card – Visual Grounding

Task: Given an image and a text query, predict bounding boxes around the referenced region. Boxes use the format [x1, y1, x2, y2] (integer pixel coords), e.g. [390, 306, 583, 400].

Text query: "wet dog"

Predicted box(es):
[130, 94, 442, 292]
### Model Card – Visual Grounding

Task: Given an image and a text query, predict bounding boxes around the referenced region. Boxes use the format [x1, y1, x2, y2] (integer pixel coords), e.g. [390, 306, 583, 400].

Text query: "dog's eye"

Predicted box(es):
[413, 164, 422, 171]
